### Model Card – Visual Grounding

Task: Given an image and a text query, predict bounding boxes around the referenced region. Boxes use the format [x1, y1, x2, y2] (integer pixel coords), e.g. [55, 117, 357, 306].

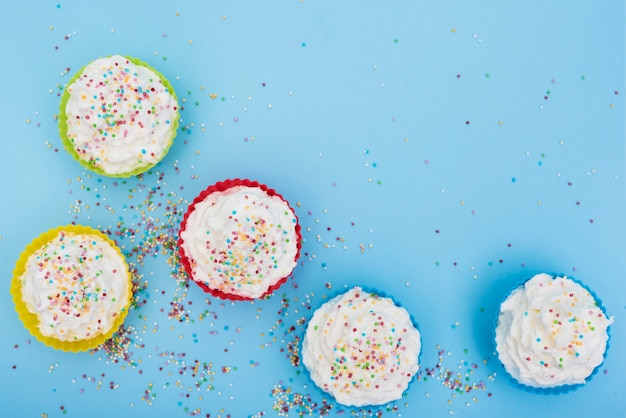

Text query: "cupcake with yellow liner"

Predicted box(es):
[59, 55, 179, 177]
[11, 225, 132, 352]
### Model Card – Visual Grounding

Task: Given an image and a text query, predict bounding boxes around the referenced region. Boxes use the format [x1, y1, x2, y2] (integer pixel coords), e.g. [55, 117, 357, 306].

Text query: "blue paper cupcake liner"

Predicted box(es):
[300, 284, 423, 409]
[493, 273, 612, 395]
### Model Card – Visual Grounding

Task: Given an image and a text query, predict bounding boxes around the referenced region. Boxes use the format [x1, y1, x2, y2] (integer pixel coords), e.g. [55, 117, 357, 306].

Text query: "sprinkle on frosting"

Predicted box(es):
[19, 230, 130, 341]
[302, 286, 421, 406]
[495, 273, 613, 388]
[63, 55, 178, 175]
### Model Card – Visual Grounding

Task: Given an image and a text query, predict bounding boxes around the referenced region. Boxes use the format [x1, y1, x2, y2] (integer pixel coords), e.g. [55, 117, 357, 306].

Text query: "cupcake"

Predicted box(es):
[11, 225, 132, 352]
[59, 55, 179, 177]
[178, 179, 301, 300]
[495, 273, 613, 392]
[301, 286, 421, 407]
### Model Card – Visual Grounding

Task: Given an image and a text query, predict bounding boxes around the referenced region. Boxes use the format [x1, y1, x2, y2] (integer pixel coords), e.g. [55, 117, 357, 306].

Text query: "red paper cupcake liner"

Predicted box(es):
[178, 178, 302, 301]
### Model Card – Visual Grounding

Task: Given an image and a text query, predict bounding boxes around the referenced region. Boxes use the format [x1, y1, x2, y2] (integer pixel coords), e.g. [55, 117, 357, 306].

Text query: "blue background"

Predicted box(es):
[0, 1, 624, 417]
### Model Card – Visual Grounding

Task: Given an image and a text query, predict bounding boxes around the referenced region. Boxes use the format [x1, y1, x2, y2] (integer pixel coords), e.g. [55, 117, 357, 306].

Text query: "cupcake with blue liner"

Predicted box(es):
[301, 286, 421, 407]
[59, 55, 179, 177]
[494, 273, 613, 394]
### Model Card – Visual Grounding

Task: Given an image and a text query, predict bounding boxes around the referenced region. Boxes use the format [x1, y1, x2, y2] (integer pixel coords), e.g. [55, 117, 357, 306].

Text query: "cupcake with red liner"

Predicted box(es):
[59, 55, 179, 177]
[11, 225, 132, 352]
[301, 286, 422, 407]
[494, 273, 613, 394]
[178, 179, 301, 300]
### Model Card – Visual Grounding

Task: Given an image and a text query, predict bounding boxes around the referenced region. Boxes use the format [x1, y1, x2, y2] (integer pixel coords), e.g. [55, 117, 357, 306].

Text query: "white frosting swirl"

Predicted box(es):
[64, 55, 178, 175]
[302, 287, 421, 406]
[20, 231, 130, 341]
[180, 185, 299, 298]
[495, 273, 613, 388]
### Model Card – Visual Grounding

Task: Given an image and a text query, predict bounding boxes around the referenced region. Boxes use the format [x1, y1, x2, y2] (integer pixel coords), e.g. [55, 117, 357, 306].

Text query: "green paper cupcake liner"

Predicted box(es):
[58, 55, 180, 178]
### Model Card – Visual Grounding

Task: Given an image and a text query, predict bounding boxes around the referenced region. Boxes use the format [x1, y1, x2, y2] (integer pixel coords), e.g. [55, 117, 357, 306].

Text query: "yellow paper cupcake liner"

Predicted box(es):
[11, 224, 133, 352]
[58, 55, 180, 178]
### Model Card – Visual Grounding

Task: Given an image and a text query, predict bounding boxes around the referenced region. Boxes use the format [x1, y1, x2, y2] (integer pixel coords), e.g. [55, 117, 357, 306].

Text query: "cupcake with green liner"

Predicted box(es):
[11, 225, 132, 352]
[59, 55, 179, 177]
[494, 273, 613, 393]
[301, 286, 422, 407]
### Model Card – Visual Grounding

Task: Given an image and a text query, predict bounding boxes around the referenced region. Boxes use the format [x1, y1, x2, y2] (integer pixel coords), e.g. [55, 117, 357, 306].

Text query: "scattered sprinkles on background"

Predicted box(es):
[5, 1, 622, 417]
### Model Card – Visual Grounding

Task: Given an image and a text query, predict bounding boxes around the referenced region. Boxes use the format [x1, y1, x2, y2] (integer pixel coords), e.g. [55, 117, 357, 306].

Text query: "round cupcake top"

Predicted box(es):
[301, 286, 421, 407]
[179, 179, 300, 299]
[17, 227, 131, 343]
[60, 55, 179, 176]
[495, 273, 613, 389]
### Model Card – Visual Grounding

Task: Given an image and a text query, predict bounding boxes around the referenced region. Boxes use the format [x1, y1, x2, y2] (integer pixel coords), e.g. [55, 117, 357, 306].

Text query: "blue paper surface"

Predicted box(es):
[0, 1, 624, 417]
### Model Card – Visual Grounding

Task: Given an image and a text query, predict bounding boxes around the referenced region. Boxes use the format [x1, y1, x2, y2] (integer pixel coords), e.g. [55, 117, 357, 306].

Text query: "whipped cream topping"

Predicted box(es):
[302, 287, 421, 407]
[20, 230, 130, 342]
[64, 55, 178, 175]
[495, 273, 613, 388]
[180, 185, 299, 299]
